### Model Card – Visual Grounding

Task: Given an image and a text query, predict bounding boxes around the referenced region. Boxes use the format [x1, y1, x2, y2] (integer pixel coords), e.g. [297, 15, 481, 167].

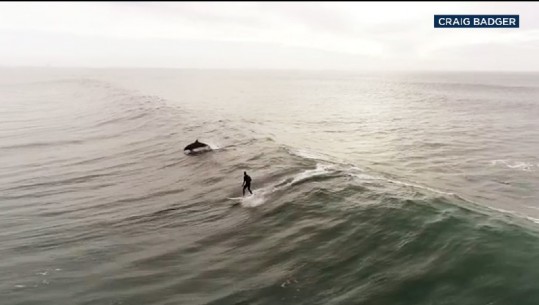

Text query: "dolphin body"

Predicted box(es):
[184, 139, 212, 155]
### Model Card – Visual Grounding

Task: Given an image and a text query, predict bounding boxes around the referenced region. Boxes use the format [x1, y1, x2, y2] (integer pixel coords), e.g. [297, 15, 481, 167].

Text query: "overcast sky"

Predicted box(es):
[0, 2, 538, 71]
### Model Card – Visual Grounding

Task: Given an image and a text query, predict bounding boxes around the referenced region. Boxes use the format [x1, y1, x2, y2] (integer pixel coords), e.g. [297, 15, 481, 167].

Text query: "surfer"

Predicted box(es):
[242, 171, 253, 196]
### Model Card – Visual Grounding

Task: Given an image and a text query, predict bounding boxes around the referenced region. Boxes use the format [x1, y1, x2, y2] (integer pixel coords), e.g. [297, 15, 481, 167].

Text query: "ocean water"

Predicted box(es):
[1, 68, 539, 305]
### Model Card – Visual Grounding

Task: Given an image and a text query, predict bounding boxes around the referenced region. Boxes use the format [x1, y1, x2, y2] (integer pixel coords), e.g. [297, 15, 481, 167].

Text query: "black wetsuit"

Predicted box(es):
[243, 174, 252, 196]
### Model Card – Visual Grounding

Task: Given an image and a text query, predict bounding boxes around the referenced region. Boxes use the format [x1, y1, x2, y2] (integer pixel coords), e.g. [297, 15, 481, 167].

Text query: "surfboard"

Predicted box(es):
[227, 197, 244, 200]
[227, 197, 243, 206]
[227, 194, 255, 206]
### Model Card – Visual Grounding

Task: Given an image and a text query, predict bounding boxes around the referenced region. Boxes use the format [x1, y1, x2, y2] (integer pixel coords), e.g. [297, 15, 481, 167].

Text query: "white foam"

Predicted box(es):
[14, 285, 26, 288]
[290, 148, 329, 161]
[243, 160, 456, 208]
[384, 178, 455, 196]
[486, 206, 539, 224]
[526, 216, 539, 224]
[349, 170, 454, 196]
[349, 173, 378, 180]
[290, 163, 334, 185]
[490, 159, 535, 172]
[487, 206, 516, 215]
[240, 164, 334, 208]
[205, 142, 221, 150]
[241, 193, 266, 208]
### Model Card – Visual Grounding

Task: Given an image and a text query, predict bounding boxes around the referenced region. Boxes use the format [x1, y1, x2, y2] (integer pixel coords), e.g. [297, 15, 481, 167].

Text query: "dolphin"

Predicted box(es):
[184, 139, 212, 154]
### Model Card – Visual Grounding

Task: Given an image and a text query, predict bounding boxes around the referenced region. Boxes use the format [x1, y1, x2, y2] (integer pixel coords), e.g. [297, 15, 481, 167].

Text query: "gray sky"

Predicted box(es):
[1, 2, 538, 71]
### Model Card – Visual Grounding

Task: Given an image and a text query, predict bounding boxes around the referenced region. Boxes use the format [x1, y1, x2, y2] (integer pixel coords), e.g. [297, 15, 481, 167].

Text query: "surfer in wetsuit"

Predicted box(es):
[243, 171, 253, 196]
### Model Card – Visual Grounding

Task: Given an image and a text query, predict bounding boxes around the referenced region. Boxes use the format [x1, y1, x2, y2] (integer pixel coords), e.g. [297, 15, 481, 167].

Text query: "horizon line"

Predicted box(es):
[1, 66, 538, 73]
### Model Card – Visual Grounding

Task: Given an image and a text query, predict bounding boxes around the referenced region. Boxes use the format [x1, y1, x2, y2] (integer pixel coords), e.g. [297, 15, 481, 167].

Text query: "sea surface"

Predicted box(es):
[1, 68, 539, 305]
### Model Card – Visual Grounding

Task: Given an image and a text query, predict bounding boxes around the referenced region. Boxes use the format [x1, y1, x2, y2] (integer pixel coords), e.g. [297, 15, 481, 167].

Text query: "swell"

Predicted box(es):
[282, 146, 539, 227]
[0, 79, 194, 226]
[3, 73, 539, 305]
[199, 181, 539, 305]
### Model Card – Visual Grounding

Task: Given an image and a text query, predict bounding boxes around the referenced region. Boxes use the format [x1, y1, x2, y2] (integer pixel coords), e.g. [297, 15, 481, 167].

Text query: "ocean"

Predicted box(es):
[1, 68, 539, 305]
